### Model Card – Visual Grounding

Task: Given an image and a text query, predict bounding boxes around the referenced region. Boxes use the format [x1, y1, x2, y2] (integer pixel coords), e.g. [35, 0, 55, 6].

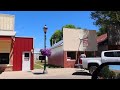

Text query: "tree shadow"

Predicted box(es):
[72, 71, 91, 76]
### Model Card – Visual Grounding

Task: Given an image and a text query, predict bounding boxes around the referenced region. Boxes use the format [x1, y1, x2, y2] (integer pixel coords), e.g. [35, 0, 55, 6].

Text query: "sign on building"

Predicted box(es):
[83, 37, 88, 47]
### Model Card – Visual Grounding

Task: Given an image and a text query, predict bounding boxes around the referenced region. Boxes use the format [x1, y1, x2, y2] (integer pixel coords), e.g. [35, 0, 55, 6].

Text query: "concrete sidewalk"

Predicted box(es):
[0, 68, 91, 79]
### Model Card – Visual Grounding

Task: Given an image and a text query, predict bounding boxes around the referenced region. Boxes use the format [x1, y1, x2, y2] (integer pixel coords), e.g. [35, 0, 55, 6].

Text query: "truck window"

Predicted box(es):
[104, 52, 115, 57]
[116, 52, 120, 57]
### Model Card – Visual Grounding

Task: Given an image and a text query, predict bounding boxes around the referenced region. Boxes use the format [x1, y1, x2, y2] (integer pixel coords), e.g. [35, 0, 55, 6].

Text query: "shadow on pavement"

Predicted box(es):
[32, 72, 44, 75]
[72, 72, 91, 76]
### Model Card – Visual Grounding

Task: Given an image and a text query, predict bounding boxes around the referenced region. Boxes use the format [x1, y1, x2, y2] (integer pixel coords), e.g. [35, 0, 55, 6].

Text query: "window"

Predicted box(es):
[24, 53, 29, 57]
[115, 51, 120, 57]
[0, 53, 9, 64]
[67, 51, 76, 60]
[104, 52, 114, 57]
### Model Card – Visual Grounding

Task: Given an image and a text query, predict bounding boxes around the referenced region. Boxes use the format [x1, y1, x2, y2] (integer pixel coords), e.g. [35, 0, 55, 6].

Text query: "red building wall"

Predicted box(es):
[13, 37, 34, 71]
[63, 51, 76, 68]
[48, 50, 76, 68]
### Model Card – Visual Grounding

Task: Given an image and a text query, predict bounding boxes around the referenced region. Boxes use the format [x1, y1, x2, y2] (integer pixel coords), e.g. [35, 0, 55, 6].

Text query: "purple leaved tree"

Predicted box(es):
[40, 48, 51, 57]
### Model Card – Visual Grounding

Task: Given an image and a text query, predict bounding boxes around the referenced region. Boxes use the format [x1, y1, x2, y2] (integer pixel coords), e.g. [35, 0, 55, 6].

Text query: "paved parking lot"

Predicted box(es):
[0, 68, 91, 79]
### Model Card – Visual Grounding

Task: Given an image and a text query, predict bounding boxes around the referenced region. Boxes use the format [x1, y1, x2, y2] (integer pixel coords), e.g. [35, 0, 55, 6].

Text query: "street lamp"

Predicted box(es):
[43, 25, 48, 74]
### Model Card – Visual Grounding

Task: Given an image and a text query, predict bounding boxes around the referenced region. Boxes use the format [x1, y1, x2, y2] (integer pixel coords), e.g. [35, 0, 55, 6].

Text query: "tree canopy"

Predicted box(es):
[50, 30, 62, 46]
[91, 11, 120, 45]
[99, 65, 116, 79]
[91, 11, 120, 36]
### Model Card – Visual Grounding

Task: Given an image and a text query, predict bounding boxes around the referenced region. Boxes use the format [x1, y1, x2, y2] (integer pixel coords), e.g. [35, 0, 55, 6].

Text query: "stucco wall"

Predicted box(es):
[63, 28, 97, 51]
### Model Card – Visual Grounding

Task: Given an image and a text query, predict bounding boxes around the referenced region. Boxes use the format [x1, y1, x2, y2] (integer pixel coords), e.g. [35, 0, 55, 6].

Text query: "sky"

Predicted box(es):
[0, 11, 99, 52]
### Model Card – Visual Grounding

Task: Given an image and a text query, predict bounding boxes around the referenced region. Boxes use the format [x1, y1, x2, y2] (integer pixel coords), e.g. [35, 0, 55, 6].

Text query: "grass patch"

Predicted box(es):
[34, 60, 44, 69]
[34, 60, 62, 69]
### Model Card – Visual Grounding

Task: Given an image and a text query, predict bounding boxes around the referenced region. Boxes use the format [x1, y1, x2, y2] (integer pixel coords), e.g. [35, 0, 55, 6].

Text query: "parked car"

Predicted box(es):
[78, 50, 120, 74]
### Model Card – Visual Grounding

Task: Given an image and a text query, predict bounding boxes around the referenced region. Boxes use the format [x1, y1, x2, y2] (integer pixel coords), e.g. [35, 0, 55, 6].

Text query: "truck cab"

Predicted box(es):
[101, 50, 120, 63]
[80, 50, 120, 75]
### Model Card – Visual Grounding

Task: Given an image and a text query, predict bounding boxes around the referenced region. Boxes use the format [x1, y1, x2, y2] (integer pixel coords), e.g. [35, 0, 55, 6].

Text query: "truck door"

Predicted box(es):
[102, 51, 118, 63]
[116, 51, 120, 62]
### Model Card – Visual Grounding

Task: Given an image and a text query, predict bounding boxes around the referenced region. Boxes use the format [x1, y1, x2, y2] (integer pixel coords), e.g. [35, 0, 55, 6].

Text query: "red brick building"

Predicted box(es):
[48, 28, 97, 68]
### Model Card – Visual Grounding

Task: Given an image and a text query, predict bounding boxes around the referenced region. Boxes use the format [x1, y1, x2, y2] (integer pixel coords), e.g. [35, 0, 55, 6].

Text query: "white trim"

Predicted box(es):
[67, 59, 76, 61]
[0, 31, 16, 36]
[22, 51, 31, 71]
[0, 14, 15, 17]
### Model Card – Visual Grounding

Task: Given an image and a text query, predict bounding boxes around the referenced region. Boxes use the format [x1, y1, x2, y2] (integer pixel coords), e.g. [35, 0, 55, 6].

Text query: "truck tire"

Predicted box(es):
[89, 66, 97, 75]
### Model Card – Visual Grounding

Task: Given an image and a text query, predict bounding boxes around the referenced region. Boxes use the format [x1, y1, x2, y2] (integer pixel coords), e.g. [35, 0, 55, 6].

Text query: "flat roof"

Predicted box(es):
[51, 40, 63, 49]
[0, 14, 15, 17]
[15, 36, 33, 39]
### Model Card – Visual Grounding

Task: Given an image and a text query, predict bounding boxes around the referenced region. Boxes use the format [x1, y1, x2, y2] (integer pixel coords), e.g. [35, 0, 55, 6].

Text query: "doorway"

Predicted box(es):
[22, 52, 31, 71]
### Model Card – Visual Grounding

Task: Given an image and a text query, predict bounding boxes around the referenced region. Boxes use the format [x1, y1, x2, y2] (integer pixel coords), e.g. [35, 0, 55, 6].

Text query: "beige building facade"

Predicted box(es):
[48, 28, 97, 68]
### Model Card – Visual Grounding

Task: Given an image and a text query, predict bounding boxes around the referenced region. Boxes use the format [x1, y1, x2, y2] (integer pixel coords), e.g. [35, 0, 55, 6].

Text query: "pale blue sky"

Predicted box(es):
[0, 11, 99, 51]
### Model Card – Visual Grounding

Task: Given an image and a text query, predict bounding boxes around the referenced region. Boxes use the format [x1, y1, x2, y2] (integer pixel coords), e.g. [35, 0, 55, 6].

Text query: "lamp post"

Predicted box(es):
[43, 25, 48, 74]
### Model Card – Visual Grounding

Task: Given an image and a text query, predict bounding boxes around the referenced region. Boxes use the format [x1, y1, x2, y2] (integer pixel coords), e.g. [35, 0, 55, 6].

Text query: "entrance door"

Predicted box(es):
[22, 52, 31, 71]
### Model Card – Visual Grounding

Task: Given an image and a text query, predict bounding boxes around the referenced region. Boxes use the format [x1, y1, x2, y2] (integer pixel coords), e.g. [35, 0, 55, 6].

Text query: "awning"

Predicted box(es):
[0, 31, 16, 36]
[0, 39, 12, 53]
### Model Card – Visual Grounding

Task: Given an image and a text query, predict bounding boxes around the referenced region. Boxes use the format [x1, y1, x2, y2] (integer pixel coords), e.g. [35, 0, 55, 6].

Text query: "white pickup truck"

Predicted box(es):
[79, 50, 120, 74]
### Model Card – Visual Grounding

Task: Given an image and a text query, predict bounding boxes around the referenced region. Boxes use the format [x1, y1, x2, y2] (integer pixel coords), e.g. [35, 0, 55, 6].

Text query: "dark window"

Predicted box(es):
[0, 53, 9, 64]
[115, 52, 120, 57]
[24, 53, 29, 57]
[67, 51, 76, 60]
[104, 52, 114, 57]
[39, 56, 46, 60]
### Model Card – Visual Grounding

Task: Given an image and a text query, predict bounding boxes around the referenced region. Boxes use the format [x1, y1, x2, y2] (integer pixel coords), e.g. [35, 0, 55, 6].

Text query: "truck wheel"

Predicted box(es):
[89, 66, 97, 75]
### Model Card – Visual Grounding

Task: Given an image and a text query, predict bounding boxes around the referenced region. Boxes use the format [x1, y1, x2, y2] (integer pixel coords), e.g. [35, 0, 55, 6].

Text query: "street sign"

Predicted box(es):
[39, 56, 46, 60]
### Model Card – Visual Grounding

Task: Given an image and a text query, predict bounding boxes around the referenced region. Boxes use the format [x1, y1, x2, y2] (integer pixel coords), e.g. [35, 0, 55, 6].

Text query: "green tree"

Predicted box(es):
[116, 73, 120, 79]
[50, 30, 62, 46]
[100, 65, 111, 79]
[62, 24, 76, 29]
[99, 65, 117, 79]
[97, 26, 107, 36]
[50, 24, 81, 46]
[91, 11, 120, 45]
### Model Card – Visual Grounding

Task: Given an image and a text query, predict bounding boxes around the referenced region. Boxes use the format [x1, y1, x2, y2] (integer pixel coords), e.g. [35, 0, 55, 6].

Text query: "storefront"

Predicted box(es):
[0, 14, 34, 71]
[48, 28, 97, 68]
